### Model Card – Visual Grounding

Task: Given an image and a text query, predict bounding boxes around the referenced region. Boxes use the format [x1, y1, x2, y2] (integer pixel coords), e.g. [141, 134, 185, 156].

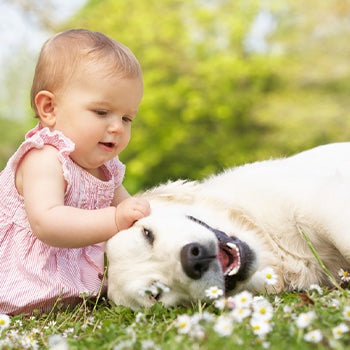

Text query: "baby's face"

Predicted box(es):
[50, 64, 143, 174]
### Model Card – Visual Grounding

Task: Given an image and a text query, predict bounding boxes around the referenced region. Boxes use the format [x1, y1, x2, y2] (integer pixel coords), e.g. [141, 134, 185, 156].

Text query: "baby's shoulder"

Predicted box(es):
[15, 145, 63, 196]
[20, 145, 60, 166]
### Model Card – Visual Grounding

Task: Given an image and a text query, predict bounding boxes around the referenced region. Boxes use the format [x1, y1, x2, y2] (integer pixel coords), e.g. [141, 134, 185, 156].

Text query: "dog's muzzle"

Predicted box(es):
[183, 216, 256, 292]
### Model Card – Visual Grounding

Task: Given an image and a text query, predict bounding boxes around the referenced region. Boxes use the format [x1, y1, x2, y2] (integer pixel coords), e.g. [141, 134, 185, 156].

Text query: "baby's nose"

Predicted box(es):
[108, 118, 124, 133]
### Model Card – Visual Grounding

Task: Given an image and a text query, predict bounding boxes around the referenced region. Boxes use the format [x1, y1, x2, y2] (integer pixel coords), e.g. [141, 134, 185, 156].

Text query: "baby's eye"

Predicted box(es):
[94, 110, 108, 116]
[122, 116, 133, 123]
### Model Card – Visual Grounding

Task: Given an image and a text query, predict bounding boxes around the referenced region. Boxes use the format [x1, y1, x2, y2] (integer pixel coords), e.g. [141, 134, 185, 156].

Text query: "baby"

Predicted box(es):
[0, 28, 150, 315]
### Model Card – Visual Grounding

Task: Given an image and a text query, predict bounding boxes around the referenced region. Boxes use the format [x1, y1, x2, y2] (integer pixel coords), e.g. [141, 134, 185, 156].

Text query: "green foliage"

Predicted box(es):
[2, 0, 350, 192]
[66, 0, 350, 193]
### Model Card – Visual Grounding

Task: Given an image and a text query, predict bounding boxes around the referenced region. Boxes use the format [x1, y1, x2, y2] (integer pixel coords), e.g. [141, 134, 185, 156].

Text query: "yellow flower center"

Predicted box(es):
[266, 273, 272, 279]
[0, 320, 5, 325]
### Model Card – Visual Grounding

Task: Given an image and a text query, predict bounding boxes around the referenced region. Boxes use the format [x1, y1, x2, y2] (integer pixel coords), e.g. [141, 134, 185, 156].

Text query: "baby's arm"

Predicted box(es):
[112, 185, 150, 231]
[17, 146, 126, 248]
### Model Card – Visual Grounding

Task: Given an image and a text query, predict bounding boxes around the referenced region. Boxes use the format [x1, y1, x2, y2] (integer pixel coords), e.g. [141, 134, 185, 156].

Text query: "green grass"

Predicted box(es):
[0, 287, 349, 349]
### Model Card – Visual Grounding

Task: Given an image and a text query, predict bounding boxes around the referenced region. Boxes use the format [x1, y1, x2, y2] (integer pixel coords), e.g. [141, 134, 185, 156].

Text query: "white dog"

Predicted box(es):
[107, 143, 350, 309]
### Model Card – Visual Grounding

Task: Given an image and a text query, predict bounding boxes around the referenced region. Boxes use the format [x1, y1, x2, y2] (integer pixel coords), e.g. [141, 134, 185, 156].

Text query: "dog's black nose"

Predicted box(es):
[180, 242, 216, 280]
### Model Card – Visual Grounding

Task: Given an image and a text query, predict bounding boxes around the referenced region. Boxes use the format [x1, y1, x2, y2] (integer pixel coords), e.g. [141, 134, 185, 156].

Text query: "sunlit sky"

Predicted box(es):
[0, 0, 87, 119]
[0, 0, 87, 64]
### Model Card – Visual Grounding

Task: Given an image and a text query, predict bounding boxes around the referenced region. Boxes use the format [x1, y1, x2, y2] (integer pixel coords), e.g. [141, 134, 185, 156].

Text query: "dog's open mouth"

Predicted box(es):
[213, 228, 256, 291]
[215, 230, 256, 293]
[217, 241, 241, 276]
[187, 215, 256, 292]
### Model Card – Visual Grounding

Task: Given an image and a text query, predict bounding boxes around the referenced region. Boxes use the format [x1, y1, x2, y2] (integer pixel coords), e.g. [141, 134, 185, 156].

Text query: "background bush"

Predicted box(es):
[1, 0, 350, 193]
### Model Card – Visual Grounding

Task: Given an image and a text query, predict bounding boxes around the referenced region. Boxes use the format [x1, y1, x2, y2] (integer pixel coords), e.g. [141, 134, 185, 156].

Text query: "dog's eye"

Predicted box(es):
[142, 228, 154, 245]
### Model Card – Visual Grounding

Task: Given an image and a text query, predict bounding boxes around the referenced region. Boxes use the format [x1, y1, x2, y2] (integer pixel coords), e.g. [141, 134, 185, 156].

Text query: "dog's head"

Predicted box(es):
[106, 204, 257, 309]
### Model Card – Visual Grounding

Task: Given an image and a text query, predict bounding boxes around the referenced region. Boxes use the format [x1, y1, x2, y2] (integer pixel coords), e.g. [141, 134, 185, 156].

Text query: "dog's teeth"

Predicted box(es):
[226, 242, 237, 250]
[228, 266, 240, 276]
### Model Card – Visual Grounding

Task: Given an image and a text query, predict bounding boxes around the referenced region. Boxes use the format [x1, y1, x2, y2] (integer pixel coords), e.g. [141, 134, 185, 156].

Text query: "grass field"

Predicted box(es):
[0, 285, 349, 350]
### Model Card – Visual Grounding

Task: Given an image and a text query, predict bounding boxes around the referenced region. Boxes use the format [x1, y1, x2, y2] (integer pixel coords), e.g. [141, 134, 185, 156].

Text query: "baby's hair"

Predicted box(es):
[30, 28, 142, 117]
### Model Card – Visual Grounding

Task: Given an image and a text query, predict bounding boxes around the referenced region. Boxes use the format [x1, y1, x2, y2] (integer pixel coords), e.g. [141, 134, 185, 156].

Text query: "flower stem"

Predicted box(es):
[297, 225, 343, 291]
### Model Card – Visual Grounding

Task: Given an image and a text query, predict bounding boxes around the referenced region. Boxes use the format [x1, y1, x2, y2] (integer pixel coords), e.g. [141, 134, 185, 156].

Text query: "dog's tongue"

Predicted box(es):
[217, 247, 230, 270]
[217, 243, 239, 275]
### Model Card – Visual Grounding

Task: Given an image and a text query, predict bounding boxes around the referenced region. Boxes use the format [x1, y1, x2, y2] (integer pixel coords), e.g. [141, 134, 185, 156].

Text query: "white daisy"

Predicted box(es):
[231, 306, 252, 322]
[295, 311, 316, 329]
[250, 318, 273, 337]
[261, 267, 278, 286]
[214, 316, 233, 337]
[252, 299, 274, 321]
[48, 334, 69, 350]
[233, 290, 253, 308]
[138, 281, 170, 299]
[226, 296, 236, 309]
[304, 329, 323, 343]
[175, 314, 193, 334]
[205, 286, 224, 300]
[343, 306, 350, 321]
[189, 324, 205, 340]
[338, 268, 350, 282]
[20, 335, 39, 350]
[47, 321, 57, 328]
[332, 323, 349, 339]
[0, 314, 11, 331]
[200, 311, 215, 323]
[214, 298, 226, 310]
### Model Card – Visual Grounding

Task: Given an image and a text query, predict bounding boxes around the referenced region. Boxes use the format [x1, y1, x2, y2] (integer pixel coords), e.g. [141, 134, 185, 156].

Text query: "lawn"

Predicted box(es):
[0, 285, 349, 350]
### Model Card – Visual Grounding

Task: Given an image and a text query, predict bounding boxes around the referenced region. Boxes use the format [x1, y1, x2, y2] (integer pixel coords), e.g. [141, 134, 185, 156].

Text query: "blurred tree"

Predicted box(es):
[254, 0, 350, 154]
[2, 0, 350, 194]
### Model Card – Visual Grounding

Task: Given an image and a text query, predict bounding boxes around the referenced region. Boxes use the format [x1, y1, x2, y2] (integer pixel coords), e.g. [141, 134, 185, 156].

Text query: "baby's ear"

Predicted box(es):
[35, 90, 57, 127]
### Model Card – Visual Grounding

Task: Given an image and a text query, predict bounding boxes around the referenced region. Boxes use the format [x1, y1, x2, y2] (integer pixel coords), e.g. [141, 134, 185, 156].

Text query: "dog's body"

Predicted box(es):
[107, 143, 350, 309]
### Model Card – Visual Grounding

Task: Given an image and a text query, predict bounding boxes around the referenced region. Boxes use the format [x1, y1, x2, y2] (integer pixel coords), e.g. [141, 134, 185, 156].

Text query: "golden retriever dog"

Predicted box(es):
[107, 143, 350, 309]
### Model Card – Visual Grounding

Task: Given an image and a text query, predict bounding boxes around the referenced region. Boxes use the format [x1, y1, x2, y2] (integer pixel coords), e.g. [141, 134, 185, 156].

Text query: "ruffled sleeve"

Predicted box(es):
[8, 124, 75, 175]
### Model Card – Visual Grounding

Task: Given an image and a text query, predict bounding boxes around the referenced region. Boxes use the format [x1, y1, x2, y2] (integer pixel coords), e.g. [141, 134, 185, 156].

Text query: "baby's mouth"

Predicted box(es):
[99, 142, 115, 151]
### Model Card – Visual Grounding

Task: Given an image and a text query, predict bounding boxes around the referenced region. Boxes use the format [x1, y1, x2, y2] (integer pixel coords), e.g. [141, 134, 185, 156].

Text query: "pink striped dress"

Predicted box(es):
[0, 124, 125, 315]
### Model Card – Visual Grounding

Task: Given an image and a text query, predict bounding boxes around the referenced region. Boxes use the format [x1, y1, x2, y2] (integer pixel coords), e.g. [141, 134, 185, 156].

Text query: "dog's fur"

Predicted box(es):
[107, 143, 350, 309]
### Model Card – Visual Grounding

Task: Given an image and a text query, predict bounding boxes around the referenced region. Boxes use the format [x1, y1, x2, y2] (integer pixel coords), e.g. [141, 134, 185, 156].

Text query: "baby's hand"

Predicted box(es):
[115, 197, 151, 231]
